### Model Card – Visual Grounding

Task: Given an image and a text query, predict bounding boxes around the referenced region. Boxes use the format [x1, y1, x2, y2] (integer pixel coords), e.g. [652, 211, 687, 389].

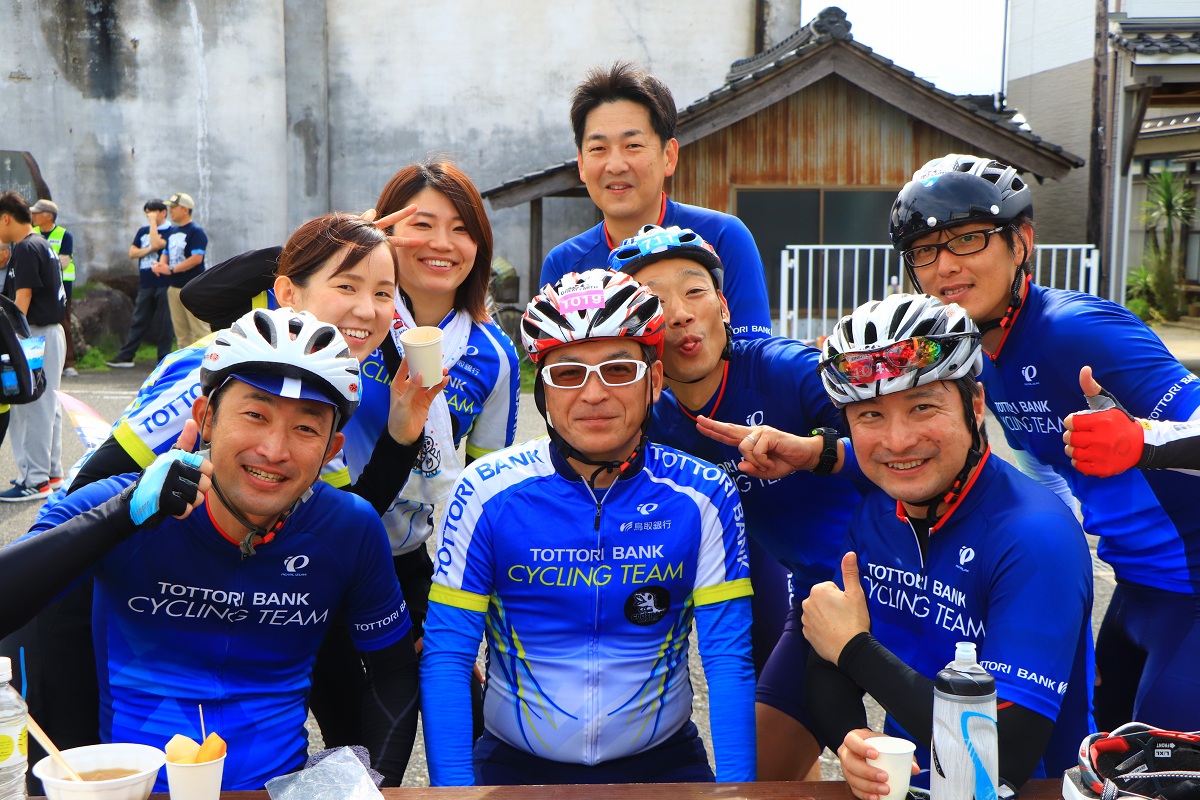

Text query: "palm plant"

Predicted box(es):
[1141, 171, 1197, 320]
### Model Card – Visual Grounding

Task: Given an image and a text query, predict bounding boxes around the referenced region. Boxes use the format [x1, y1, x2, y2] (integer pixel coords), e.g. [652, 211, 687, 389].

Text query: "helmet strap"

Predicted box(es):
[913, 384, 986, 526]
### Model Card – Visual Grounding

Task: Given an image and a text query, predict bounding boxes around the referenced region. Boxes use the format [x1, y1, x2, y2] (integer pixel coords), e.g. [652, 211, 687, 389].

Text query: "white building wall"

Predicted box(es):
[0, 0, 756, 290]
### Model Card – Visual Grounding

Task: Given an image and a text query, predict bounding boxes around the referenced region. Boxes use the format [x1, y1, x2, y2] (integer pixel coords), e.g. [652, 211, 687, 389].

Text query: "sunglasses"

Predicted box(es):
[820, 335, 977, 385]
[541, 358, 648, 389]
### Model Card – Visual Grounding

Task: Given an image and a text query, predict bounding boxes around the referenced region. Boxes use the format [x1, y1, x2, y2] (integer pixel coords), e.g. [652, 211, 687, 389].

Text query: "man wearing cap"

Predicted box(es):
[30, 200, 77, 377]
[0, 192, 66, 502]
[153, 192, 210, 347]
[107, 200, 174, 367]
[4, 308, 419, 790]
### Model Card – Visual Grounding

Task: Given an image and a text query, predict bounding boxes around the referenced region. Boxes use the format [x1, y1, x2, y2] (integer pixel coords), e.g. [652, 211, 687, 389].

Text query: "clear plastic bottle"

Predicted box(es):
[0, 657, 27, 800]
[931, 642, 998, 800]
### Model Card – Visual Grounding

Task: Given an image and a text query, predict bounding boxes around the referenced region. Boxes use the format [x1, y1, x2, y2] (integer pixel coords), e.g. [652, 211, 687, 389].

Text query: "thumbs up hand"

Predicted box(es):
[1063, 366, 1145, 477]
[802, 552, 872, 663]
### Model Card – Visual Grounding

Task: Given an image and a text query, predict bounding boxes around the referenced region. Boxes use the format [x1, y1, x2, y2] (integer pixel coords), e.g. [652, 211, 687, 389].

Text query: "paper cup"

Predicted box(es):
[165, 755, 225, 800]
[866, 736, 916, 799]
[399, 326, 444, 388]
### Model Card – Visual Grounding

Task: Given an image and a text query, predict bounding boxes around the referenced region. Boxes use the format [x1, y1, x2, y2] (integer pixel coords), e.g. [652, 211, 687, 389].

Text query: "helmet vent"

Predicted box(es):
[308, 328, 337, 354]
[252, 311, 278, 345]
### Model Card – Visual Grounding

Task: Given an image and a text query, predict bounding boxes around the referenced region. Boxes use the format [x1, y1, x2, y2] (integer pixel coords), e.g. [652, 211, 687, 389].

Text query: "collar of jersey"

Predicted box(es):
[603, 193, 668, 251]
[548, 439, 647, 483]
[894, 446, 992, 534]
[206, 496, 280, 550]
[674, 360, 730, 422]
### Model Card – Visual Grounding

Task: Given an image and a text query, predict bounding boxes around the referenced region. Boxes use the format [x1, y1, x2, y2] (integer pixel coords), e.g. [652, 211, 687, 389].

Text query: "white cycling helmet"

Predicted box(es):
[522, 268, 665, 364]
[819, 293, 982, 408]
[201, 307, 361, 429]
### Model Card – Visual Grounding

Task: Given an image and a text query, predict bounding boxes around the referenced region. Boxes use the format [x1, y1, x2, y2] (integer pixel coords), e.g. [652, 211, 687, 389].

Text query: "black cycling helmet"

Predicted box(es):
[889, 154, 1033, 252]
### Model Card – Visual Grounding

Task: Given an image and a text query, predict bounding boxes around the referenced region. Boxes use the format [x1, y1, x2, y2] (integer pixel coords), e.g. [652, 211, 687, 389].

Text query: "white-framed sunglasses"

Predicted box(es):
[541, 358, 649, 389]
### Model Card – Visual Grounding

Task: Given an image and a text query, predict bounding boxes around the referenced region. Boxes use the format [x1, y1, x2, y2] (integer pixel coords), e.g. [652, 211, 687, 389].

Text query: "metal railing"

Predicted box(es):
[778, 244, 1101, 342]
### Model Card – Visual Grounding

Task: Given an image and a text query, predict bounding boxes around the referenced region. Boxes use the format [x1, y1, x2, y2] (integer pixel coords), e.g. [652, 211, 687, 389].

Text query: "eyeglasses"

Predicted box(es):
[820, 335, 978, 385]
[541, 359, 649, 389]
[902, 226, 1005, 268]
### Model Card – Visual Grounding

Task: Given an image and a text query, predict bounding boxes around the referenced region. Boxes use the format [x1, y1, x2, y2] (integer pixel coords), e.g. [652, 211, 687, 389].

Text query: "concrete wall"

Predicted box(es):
[1, 0, 756, 291]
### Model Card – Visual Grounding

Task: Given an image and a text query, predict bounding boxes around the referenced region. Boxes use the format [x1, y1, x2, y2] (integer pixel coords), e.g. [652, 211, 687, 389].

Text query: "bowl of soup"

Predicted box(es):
[33, 742, 166, 800]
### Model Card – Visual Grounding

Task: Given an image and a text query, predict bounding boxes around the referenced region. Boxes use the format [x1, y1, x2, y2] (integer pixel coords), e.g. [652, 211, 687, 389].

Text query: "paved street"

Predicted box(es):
[2, 317, 1195, 783]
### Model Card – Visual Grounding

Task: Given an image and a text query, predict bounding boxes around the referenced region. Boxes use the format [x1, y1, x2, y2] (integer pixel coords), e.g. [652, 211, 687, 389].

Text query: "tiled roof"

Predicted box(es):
[481, 6, 1080, 201]
[1112, 31, 1200, 55]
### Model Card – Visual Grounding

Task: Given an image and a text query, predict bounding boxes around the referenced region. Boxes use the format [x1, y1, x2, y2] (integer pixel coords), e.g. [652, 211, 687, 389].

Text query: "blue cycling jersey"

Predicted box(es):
[650, 336, 861, 593]
[847, 451, 1094, 779]
[982, 283, 1200, 593]
[421, 439, 755, 784]
[26, 477, 410, 791]
[541, 196, 773, 339]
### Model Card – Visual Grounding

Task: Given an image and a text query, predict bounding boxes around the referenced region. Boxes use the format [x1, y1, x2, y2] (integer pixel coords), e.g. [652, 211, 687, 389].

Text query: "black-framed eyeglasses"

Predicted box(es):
[541, 359, 649, 389]
[902, 226, 1006, 268]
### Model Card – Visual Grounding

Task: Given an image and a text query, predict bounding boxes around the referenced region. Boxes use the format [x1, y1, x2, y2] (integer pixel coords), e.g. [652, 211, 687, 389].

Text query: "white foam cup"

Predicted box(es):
[866, 735, 916, 799]
[398, 326, 444, 388]
[165, 755, 225, 800]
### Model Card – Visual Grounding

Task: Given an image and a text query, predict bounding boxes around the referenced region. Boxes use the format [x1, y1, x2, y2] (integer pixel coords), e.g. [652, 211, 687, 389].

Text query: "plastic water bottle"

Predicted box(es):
[931, 642, 998, 800]
[0, 356, 18, 398]
[0, 657, 28, 800]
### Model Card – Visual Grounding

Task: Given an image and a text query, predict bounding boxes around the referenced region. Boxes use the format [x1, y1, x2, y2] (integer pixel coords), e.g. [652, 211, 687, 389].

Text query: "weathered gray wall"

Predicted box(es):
[1, 0, 758, 289]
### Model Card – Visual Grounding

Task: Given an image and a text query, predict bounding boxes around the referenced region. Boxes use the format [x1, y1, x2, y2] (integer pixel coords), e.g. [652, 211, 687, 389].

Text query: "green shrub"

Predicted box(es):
[1126, 297, 1152, 322]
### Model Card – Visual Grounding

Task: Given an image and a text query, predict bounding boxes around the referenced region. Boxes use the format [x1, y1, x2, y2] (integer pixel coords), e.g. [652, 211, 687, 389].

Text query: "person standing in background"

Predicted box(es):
[0, 192, 66, 502]
[30, 200, 76, 377]
[153, 192, 210, 347]
[107, 200, 174, 367]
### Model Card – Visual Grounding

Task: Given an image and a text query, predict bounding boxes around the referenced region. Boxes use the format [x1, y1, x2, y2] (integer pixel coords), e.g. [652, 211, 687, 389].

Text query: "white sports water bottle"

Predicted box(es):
[0, 657, 28, 800]
[931, 642, 998, 800]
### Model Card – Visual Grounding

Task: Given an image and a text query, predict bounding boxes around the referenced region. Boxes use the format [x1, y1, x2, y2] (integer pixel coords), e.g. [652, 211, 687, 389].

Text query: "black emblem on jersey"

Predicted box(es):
[416, 432, 442, 476]
[624, 585, 670, 626]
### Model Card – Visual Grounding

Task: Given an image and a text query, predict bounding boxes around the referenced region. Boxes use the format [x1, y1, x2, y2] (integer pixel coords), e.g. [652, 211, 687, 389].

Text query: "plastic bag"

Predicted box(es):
[264, 747, 383, 800]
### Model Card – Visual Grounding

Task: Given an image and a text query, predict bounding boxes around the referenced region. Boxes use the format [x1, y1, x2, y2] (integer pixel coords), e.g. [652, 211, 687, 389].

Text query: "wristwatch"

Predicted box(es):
[810, 427, 839, 476]
[168, 265, 175, 274]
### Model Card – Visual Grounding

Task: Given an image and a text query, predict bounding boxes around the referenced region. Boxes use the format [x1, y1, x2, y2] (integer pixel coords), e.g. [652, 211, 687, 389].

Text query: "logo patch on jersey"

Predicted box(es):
[957, 546, 975, 570]
[1021, 365, 1038, 385]
[624, 585, 670, 625]
[283, 554, 310, 575]
[746, 410, 765, 427]
[636, 502, 658, 515]
[415, 431, 442, 477]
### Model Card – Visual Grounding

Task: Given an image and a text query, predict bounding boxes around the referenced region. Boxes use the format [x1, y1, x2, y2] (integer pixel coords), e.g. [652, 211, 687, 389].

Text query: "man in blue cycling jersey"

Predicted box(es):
[890, 153, 1200, 734]
[420, 268, 755, 785]
[3, 309, 418, 790]
[610, 224, 863, 780]
[697, 294, 1093, 798]
[541, 62, 771, 340]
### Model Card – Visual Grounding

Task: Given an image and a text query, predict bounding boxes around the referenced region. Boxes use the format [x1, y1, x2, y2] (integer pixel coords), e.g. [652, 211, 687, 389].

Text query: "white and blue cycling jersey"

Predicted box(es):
[336, 311, 520, 554]
[541, 195, 773, 339]
[847, 450, 1094, 780]
[24, 477, 410, 791]
[650, 337, 861, 594]
[420, 438, 755, 784]
[982, 283, 1200, 593]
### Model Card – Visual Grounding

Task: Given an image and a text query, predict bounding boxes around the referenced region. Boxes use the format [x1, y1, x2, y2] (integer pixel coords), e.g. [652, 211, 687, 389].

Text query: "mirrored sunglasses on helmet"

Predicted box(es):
[541, 358, 649, 389]
[902, 226, 1006, 268]
[820, 334, 979, 386]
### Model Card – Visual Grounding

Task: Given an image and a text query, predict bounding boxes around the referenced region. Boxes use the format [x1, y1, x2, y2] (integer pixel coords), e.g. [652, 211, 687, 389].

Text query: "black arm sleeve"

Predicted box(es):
[805, 648, 868, 751]
[836, 632, 1057, 788]
[347, 433, 422, 517]
[67, 436, 142, 494]
[0, 491, 136, 638]
[180, 246, 281, 329]
[358, 634, 419, 787]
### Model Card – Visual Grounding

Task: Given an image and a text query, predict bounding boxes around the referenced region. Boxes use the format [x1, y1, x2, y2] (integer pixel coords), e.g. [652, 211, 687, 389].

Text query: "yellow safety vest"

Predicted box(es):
[43, 226, 75, 282]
